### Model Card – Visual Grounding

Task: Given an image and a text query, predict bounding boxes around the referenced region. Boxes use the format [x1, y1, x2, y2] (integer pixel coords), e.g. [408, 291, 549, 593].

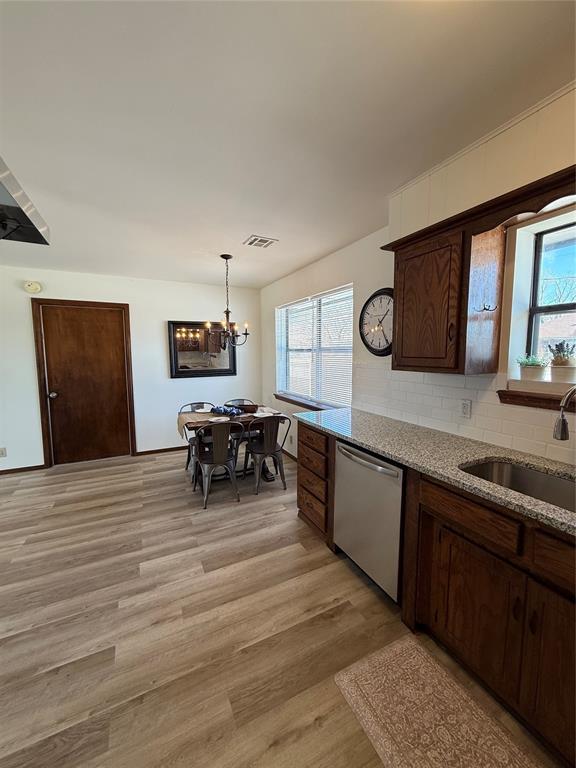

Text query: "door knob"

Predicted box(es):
[48, 392, 58, 399]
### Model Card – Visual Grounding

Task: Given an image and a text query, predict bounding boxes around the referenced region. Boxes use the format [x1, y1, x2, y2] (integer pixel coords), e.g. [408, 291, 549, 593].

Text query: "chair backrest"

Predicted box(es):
[179, 401, 214, 413]
[224, 398, 255, 406]
[248, 415, 290, 453]
[196, 421, 244, 464]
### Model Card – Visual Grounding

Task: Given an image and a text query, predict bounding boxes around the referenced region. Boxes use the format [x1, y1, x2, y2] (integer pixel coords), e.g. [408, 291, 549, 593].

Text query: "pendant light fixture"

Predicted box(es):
[205, 254, 249, 349]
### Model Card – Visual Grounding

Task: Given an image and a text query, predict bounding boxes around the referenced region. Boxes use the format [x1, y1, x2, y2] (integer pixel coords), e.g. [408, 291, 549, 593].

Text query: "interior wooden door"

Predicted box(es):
[33, 300, 135, 465]
[393, 230, 463, 370]
[518, 579, 575, 764]
[430, 526, 526, 706]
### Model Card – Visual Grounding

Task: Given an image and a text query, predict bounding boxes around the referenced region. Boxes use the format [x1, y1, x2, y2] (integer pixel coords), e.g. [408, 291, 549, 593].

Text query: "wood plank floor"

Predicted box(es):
[0, 452, 560, 767]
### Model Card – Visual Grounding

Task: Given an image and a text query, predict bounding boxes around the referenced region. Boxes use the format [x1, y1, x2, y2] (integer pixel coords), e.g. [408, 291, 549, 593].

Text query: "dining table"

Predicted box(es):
[177, 406, 287, 482]
[176, 406, 285, 439]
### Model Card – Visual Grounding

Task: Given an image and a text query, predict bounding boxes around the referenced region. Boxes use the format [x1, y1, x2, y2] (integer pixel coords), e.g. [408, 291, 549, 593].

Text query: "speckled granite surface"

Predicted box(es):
[296, 408, 576, 535]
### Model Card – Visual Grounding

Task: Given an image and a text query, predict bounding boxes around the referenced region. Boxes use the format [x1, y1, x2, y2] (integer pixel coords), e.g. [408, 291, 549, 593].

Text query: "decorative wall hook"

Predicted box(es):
[475, 303, 498, 313]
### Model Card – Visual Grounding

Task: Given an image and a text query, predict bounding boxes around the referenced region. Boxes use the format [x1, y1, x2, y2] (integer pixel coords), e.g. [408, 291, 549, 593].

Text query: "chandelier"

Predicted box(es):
[205, 254, 249, 349]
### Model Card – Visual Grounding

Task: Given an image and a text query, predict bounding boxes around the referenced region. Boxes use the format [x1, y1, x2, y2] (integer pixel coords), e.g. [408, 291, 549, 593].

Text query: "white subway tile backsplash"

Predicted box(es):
[501, 420, 534, 440]
[354, 361, 575, 463]
[430, 386, 476, 400]
[419, 416, 459, 433]
[511, 437, 548, 456]
[424, 373, 467, 388]
[475, 390, 501, 405]
[481, 431, 513, 448]
[475, 415, 502, 432]
[545, 443, 576, 465]
[457, 425, 485, 440]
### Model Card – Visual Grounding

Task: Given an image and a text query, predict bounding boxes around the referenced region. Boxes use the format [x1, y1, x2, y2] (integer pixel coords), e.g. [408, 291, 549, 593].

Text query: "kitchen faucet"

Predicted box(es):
[553, 385, 576, 440]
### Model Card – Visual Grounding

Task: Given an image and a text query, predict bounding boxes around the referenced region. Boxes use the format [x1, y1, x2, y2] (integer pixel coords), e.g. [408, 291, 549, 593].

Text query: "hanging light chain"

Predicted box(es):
[225, 257, 230, 325]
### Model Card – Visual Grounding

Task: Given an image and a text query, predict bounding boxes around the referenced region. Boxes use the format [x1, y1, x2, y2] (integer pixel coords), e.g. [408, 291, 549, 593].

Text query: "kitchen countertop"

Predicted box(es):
[295, 408, 576, 536]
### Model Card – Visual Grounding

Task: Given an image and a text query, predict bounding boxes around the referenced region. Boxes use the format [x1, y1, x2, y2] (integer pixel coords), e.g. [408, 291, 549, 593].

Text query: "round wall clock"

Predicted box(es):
[359, 288, 394, 356]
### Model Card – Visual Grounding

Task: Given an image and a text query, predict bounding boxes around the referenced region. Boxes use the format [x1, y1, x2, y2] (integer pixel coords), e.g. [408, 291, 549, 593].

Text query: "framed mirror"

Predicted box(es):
[168, 321, 237, 378]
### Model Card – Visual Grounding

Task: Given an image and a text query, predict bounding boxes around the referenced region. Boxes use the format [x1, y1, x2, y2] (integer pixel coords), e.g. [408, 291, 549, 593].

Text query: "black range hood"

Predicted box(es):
[0, 156, 50, 245]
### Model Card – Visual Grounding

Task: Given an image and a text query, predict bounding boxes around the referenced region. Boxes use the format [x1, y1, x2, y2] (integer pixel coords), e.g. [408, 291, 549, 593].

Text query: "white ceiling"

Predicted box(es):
[0, 1, 574, 288]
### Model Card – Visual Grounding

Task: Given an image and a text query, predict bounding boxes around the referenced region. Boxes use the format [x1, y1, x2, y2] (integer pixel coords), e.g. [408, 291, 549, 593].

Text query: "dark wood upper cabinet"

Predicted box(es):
[394, 230, 462, 370]
[383, 165, 576, 374]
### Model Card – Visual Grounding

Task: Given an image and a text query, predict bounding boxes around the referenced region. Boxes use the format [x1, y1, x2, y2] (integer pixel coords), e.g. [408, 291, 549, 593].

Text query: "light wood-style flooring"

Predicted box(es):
[0, 452, 560, 767]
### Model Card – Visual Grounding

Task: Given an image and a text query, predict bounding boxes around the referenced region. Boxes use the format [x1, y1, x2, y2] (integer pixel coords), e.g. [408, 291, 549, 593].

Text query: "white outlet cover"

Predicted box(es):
[461, 399, 472, 419]
[0, 448, 7, 457]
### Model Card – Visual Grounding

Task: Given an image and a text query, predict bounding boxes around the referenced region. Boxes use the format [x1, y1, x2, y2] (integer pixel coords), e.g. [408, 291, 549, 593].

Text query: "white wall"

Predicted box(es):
[387, 89, 575, 241]
[0, 266, 261, 470]
[261, 88, 576, 464]
[260, 226, 393, 452]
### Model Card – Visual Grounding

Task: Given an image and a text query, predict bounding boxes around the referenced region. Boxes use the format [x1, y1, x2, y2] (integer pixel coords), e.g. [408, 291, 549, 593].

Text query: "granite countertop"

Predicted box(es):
[295, 407, 576, 536]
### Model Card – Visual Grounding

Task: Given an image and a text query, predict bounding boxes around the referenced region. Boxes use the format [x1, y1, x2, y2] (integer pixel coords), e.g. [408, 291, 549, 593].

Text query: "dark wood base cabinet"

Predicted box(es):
[406, 474, 575, 765]
[296, 423, 335, 547]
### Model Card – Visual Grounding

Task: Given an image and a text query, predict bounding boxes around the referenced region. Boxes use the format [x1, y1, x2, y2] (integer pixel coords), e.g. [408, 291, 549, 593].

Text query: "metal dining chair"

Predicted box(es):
[223, 398, 256, 406]
[193, 421, 244, 509]
[179, 402, 215, 476]
[243, 415, 291, 494]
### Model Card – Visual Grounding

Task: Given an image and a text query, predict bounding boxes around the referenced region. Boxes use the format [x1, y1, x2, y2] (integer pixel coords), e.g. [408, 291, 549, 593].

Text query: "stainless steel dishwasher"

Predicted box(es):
[334, 442, 403, 601]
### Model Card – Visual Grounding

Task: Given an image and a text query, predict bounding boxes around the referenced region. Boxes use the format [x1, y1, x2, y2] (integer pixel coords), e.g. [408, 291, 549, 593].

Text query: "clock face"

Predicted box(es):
[359, 289, 393, 356]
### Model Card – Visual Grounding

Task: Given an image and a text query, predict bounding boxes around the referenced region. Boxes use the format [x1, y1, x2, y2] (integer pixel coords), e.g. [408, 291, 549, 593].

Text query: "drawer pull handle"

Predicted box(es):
[448, 322, 456, 341]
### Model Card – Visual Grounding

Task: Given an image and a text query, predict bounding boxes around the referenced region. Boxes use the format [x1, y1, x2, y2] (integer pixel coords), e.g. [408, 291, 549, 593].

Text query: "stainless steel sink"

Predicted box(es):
[461, 460, 575, 512]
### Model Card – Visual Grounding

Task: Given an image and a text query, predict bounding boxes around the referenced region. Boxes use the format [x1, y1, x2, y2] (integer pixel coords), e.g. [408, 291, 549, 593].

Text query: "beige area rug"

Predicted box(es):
[335, 635, 542, 768]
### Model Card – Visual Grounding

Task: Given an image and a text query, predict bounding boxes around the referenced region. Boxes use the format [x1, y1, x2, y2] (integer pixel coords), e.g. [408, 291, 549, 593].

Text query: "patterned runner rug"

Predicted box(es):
[335, 635, 542, 767]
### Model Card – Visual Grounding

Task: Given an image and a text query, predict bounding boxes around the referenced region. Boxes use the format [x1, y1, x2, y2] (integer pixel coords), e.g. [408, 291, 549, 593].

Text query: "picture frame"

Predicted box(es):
[167, 321, 237, 378]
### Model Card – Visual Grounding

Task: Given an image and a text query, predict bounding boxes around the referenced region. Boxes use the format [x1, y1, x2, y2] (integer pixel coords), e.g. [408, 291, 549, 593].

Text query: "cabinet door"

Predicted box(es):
[431, 527, 526, 705]
[393, 230, 463, 370]
[519, 580, 575, 764]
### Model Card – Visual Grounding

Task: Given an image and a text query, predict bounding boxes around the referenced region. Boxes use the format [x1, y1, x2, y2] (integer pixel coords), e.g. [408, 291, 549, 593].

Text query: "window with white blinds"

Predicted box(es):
[275, 285, 353, 407]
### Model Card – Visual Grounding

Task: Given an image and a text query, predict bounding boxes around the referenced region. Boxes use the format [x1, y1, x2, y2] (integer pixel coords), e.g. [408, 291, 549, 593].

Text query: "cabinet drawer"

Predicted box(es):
[299, 424, 328, 455]
[421, 480, 522, 556]
[298, 441, 327, 479]
[298, 486, 326, 532]
[533, 531, 575, 591]
[298, 465, 327, 503]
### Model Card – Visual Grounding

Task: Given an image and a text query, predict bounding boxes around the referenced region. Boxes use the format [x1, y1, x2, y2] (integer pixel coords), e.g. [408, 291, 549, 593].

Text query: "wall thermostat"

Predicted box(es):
[23, 281, 43, 294]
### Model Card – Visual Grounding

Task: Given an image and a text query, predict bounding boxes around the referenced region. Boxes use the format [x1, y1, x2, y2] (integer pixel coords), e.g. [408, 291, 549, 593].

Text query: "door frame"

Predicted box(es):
[31, 298, 137, 467]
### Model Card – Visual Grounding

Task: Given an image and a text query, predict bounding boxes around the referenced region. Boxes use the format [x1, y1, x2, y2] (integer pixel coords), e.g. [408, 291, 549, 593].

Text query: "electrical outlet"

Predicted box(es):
[0, 448, 6, 458]
[461, 399, 472, 419]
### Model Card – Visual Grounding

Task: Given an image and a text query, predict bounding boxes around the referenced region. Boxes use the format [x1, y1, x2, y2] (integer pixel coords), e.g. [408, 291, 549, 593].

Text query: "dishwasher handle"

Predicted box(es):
[337, 444, 399, 478]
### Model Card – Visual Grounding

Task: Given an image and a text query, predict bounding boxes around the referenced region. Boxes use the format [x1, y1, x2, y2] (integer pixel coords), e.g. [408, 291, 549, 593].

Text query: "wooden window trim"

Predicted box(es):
[273, 392, 333, 411]
[497, 389, 576, 412]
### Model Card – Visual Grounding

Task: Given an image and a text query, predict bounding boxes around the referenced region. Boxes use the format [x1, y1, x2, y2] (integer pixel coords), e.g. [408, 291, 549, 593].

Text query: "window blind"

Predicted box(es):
[276, 285, 353, 407]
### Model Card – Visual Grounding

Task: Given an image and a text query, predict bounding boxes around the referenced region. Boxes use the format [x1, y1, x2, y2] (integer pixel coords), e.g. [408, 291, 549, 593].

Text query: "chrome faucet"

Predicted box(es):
[553, 385, 576, 440]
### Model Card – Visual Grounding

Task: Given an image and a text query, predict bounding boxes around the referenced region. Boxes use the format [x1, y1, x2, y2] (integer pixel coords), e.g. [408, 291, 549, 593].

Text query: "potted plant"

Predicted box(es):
[516, 354, 549, 381]
[547, 341, 576, 383]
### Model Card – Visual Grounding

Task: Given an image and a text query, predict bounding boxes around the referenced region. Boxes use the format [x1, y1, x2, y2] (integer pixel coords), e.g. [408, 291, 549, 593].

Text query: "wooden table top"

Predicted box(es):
[177, 408, 284, 437]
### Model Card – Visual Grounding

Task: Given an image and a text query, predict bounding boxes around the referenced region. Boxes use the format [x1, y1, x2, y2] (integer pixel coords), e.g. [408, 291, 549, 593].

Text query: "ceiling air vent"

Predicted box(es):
[243, 234, 278, 248]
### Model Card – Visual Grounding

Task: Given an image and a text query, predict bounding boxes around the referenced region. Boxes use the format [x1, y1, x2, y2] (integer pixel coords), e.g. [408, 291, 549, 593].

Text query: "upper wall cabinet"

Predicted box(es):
[383, 166, 576, 374]
[394, 230, 462, 370]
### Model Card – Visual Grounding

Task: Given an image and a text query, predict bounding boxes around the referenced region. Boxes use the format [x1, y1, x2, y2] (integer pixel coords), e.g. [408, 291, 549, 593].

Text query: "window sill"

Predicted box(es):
[273, 392, 335, 411]
[497, 381, 575, 412]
